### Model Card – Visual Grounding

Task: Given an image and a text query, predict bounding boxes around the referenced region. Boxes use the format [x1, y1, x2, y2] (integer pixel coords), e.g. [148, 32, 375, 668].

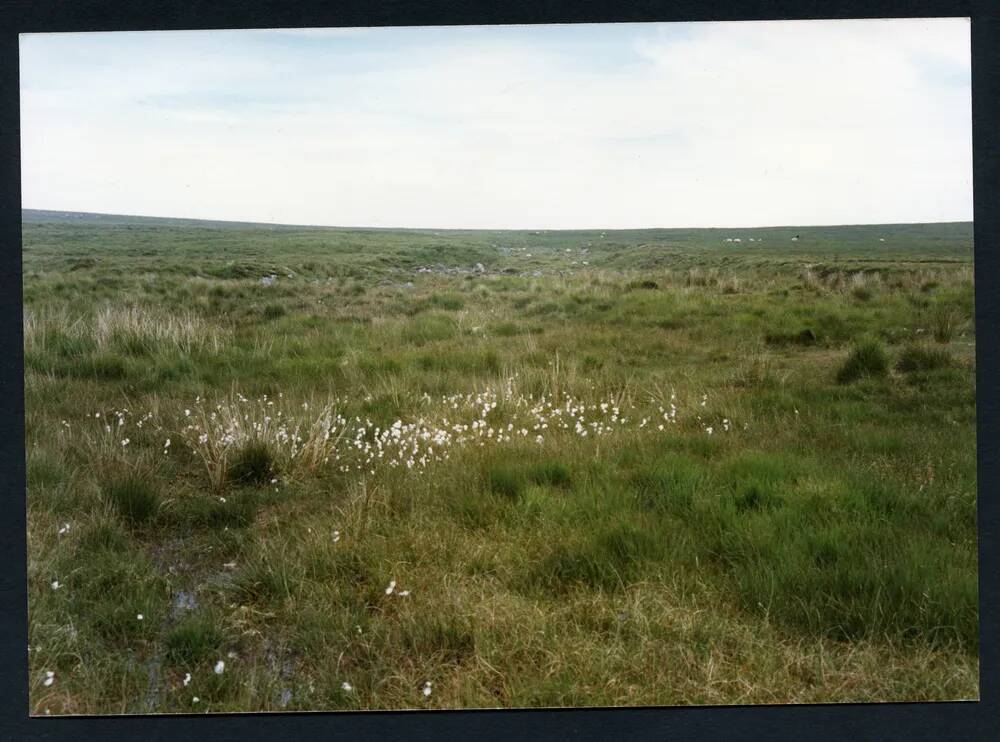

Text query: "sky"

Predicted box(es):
[19, 19, 972, 230]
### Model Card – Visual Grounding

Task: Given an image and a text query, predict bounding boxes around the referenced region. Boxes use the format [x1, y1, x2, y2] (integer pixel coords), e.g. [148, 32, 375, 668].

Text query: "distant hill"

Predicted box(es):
[21, 209, 331, 231]
[22, 209, 973, 242]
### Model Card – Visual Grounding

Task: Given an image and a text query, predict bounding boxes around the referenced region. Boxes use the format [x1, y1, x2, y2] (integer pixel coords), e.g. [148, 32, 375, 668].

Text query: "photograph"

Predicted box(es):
[20, 17, 977, 715]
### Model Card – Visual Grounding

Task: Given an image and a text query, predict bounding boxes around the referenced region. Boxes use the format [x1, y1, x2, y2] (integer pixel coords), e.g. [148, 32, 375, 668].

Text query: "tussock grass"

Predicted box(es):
[101, 474, 161, 525]
[836, 341, 890, 384]
[897, 345, 953, 373]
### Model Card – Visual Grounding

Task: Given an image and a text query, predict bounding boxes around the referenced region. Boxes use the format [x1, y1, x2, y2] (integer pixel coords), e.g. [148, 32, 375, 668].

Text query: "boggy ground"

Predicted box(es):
[23, 215, 978, 713]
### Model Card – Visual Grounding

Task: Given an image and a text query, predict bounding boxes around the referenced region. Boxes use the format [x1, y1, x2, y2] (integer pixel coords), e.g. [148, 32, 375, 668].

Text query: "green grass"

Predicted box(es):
[836, 340, 890, 384]
[897, 344, 953, 373]
[229, 442, 276, 486]
[24, 213, 978, 714]
[101, 474, 161, 526]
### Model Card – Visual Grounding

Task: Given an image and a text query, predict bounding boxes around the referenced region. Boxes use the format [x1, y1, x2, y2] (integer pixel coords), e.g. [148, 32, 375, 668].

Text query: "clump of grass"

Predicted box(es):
[836, 340, 889, 384]
[486, 460, 573, 501]
[262, 303, 286, 320]
[72, 354, 130, 380]
[930, 306, 962, 343]
[165, 617, 226, 666]
[76, 517, 130, 553]
[631, 455, 705, 513]
[45, 330, 94, 358]
[734, 483, 783, 512]
[229, 442, 276, 485]
[731, 354, 786, 389]
[627, 279, 658, 290]
[58, 535, 165, 642]
[231, 560, 299, 606]
[528, 461, 572, 489]
[896, 345, 953, 373]
[101, 474, 161, 525]
[424, 293, 465, 311]
[181, 394, 348, 490]
[95, 304, 224, 354]
[486, 464, 526, 500]
[168, 491, 260, 530]
[400, 614, 477, 663]
[764, 327, 817, 347]
[720, 280, 740, 295]
[524, 521, 664, 593]
[492, 322, 522, 337]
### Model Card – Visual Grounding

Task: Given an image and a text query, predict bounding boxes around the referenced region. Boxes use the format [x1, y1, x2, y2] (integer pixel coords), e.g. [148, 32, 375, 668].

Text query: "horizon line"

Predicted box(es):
[21, 207, 975, 233]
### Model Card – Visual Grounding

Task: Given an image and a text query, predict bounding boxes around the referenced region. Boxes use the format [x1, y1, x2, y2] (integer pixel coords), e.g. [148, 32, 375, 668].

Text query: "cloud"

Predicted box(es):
[19, 19, 971, 228]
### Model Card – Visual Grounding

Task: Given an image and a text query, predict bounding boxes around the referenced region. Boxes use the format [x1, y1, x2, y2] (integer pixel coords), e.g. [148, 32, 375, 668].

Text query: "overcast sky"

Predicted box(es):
[20, 19, 972, 229]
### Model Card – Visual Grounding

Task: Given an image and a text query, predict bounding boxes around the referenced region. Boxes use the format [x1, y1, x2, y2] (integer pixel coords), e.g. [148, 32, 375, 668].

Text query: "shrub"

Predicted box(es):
[101, 474, 160, 525]
[897, 345, 953, 373]
[836, 341, 889, 384]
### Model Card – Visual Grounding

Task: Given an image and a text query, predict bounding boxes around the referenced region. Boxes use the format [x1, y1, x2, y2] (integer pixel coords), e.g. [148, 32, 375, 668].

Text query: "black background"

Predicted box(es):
[0, 2, 996, 740]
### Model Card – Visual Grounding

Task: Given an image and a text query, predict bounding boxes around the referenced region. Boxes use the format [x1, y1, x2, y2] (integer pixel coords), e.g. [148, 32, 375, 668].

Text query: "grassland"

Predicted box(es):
[23, 212, 978, 714]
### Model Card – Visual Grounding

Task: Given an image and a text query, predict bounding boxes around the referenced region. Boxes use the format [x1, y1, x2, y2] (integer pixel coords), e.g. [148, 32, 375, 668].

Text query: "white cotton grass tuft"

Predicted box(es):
[85, 383, 741, 496]
[214, 660, 225, 675]
[43, 671, 55, 687]
[385, 580, 396, 595]
[183, 673, 191, 687]
[341, 681, 353, 692]
[422, 681, 433, 697]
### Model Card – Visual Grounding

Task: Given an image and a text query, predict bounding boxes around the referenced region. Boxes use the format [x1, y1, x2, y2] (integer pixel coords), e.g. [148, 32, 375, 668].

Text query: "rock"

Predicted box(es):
[473, 263, 486, 273]
[260, 274, 277, 287]
[171, 590, 197, 619]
